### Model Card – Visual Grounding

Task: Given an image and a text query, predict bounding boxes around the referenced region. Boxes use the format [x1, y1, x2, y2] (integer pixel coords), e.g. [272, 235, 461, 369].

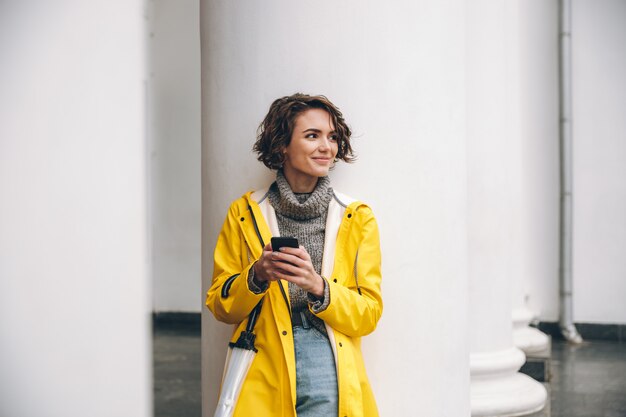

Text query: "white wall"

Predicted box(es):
[146, 1, 626, 328]
[148, 0, 202, 313]
[518, 0, 626, 325]
[0, 2, 151, 417]
[572, 0, 626, 324]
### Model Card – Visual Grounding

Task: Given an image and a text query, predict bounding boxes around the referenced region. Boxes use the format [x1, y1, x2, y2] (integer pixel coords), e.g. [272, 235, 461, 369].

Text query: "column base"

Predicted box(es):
[513, 308, 550, 354]
[514, 327, 550, 355]
[471, 348, 547, 417]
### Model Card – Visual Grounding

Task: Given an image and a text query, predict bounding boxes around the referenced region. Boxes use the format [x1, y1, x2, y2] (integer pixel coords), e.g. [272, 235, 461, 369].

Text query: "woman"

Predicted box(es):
[206, 93, 383, 417]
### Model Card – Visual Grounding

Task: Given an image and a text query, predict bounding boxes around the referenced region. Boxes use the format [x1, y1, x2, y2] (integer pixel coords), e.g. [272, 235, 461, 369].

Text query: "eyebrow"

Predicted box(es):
[302, 128, 336, 134]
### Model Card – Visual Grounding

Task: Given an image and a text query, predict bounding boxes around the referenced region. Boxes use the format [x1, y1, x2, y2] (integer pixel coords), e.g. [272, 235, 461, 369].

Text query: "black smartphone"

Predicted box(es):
[271, 237, 299, 251]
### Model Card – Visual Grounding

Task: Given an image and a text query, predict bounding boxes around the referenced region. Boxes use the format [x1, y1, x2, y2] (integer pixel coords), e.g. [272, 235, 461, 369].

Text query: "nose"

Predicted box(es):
[319, 136, 331, 151]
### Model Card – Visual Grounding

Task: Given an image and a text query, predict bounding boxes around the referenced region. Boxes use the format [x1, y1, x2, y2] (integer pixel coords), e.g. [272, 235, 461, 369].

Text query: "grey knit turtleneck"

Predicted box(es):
[268, 170, 332, 335]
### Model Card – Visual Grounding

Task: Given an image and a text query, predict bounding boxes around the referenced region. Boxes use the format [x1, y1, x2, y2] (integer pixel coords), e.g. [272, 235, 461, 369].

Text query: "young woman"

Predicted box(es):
[206, 93, 383, 417]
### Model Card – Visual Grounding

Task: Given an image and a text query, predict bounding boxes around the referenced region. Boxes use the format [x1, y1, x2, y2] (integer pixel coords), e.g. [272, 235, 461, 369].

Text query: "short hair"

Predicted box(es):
[253, 93, 355, 170]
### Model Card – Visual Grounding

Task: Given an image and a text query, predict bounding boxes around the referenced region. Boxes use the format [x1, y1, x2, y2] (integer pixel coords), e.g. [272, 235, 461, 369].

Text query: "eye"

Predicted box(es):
[305, 133, 318, 139]
[329, 134, 339, 142]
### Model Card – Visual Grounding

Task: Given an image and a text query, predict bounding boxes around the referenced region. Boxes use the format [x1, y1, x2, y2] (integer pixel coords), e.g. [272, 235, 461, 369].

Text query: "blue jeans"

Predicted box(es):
[293, 313, 338, 417]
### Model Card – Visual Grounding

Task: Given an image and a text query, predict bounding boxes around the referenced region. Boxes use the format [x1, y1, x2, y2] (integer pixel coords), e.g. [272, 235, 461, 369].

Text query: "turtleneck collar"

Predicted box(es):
[268, 170, 333, 220]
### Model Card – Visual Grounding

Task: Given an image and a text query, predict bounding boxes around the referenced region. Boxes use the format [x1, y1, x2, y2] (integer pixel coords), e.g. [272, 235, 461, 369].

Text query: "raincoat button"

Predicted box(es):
[282, 330, 287, 336]
[347, 213, 352, 218]
[240, 217, 244, 221]
[339, 342, 343, 347]
[333, 278, 337, 283]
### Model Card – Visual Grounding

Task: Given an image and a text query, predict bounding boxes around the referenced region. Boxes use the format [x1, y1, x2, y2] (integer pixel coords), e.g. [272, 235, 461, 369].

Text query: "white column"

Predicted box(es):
[510, 0, 554, 355]
[515, 1, 562, 324]
[0, 2, 151, 417]
[201, 1, 470, 416]
[467, 0, 547, 415]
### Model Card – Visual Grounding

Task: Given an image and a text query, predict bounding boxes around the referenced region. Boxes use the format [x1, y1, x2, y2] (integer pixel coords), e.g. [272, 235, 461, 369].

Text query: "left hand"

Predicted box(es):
[271, 245, 325, 297]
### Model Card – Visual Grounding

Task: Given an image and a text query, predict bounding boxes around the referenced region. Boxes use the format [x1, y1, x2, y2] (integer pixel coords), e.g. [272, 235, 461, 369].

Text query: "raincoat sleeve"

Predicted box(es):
[314, 207, 383, 337]
[206, 202, 266, 325]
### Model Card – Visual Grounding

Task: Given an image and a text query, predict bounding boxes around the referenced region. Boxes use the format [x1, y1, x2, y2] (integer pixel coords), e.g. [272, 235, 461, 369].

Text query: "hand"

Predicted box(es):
[254, 244, 325, 297]
[252, 243, 281, 283]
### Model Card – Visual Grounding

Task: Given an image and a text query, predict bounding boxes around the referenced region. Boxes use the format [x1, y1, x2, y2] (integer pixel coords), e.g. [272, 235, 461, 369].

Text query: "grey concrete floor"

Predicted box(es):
[153, 328, 626, 417]
[549, 340, 626, 417]
[154, 327, 201, 417]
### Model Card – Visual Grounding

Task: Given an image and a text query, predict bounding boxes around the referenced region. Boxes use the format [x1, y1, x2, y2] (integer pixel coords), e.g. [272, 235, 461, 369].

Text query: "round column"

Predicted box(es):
[0, 3, 151, 417]
[201, 1, 470, 416]
[515, 0, 561, 344]
[509, 0, 551, 355]
[467, 0, 547, 415]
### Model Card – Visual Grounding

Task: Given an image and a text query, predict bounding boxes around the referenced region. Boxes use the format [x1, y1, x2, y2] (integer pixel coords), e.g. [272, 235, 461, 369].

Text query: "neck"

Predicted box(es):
[282, 169, 319, 193]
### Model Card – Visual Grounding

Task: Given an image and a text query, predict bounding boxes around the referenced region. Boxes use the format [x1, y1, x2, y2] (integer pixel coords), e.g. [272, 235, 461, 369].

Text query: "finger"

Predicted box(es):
[297, 245, 312, 261]
[277, 245, 309, 260]
[262, 243, 273, 257]
[273, 261, 303, 277]
[272, 252, 305, 267]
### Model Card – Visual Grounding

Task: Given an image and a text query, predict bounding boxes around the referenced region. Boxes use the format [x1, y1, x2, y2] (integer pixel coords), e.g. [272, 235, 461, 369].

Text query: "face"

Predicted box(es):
[283, 108, 339, 183]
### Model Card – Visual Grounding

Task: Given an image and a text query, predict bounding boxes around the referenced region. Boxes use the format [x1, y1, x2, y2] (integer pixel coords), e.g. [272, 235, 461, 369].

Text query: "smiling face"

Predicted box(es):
[282, 108, 339, 192]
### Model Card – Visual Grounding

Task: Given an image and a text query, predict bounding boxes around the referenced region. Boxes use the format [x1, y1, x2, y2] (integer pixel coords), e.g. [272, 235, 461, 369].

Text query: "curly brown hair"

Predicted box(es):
[253, 93, 355, 170]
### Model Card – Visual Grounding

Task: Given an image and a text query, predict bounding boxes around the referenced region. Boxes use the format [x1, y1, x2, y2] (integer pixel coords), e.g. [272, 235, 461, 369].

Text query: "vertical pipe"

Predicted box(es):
[558, 0, 582, 344]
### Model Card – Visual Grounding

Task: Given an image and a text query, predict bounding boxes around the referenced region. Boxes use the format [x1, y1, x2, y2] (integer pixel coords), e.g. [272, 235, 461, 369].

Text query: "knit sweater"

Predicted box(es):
[249, 171, 332, 335]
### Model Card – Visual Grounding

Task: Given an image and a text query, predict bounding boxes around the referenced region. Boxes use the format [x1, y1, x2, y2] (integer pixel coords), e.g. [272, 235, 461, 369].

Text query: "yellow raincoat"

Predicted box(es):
[206, 188, 383, 417]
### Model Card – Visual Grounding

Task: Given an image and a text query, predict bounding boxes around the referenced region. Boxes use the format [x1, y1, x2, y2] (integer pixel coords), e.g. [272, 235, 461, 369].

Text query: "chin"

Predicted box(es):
[312, 168, 330, 177]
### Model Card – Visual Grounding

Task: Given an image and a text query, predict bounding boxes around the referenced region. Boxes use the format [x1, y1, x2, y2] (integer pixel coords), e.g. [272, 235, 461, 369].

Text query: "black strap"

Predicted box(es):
[247, 204, 292, 321]
[247, 205, 265, 248]
[245, 205, 265, 332]
[246, 300, 263, 332]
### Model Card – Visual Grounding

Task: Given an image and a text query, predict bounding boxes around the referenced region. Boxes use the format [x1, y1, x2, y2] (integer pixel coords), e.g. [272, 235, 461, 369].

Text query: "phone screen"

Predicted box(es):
[271, 237, 299, 251]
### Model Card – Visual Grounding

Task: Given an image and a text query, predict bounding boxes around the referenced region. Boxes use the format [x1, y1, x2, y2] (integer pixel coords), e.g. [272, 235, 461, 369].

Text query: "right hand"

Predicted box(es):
[253, 243, 286, 283]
